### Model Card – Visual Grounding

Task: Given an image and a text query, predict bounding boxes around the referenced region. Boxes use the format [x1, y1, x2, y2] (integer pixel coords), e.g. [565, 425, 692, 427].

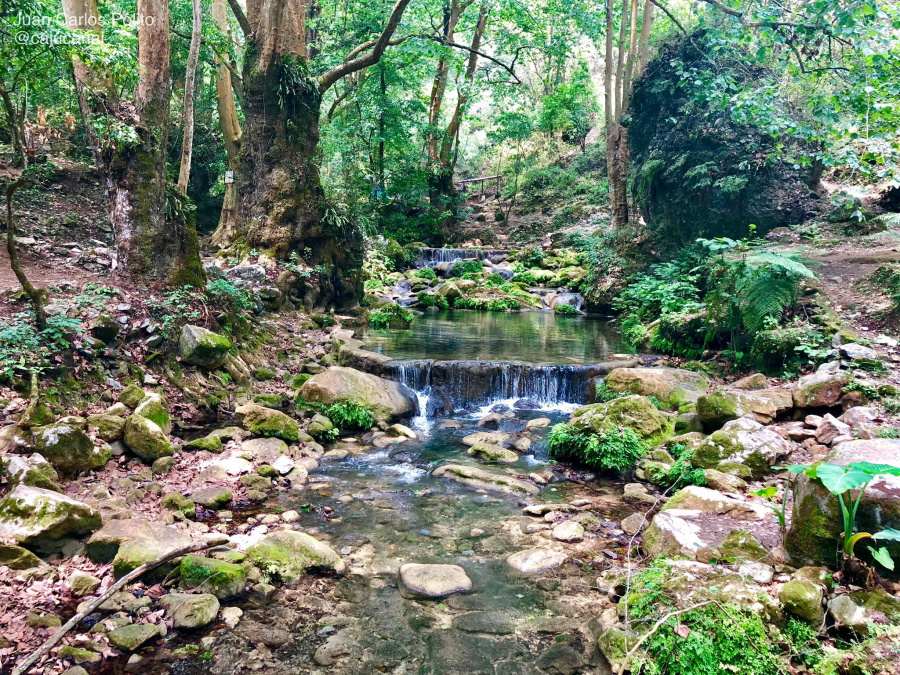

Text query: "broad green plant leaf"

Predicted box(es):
[871, 547, 895, 571]
[872, 528, 900, 542]
[815, 464, 871, 495]
[751, 487, 778, 500]
[848, 462, 900, 477]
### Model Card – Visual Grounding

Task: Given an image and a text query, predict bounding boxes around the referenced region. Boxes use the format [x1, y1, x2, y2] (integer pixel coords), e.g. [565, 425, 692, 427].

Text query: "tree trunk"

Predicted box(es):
[615, 0, 629, 119]
[637, 0, 655, 76]
[622, 0, 640, 110]
[210, 0, 243, 247]
[0, 80, 25, 165]
[6, 177, 47, 330]
[608, 122, 629, 225]
[177, 0, 203, 194]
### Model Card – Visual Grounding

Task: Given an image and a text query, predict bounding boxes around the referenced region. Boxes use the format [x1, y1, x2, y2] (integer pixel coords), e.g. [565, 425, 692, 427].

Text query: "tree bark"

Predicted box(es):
[637, 0, 655, 76]
[6, 177, 47, 331]
[177, 0, 203, 194]
[615, 0, 629, 119]
[622, 0, 640, 110]
[0, 80, 25, 165]
[609, 122, 629, 224]
[211, 0, 243, 247]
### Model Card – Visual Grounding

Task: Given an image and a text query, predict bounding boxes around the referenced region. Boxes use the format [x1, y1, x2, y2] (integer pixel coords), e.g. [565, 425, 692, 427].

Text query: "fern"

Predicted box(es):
[744, 252, 815, 278]
[735, 270, 800, 332]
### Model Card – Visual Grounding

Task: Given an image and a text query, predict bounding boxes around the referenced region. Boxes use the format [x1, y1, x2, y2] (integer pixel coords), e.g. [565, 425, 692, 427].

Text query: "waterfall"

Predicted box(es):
[386, 359, 604, 415]
[417, 248, 507, 267]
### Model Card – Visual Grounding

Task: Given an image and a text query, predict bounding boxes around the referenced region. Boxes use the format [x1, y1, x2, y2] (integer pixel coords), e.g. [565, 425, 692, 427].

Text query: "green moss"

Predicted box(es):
[252, 393, 284, 408]
[179, 554, 247, 599]
[183, 435, 223, 453]
[161, 492, 194, 517]
[291, 373, 312, 389]
[253, 367, 276, 381]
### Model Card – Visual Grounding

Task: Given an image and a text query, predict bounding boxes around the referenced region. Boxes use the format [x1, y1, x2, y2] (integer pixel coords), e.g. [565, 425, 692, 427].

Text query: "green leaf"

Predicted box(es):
[774, 464, 813, 475]
[871, 547, 895, 571]
[848, 462, 900, 477]
[815, 463, 872, 495]
[751, 486, 778, 500]
[872, 528, 900, 542]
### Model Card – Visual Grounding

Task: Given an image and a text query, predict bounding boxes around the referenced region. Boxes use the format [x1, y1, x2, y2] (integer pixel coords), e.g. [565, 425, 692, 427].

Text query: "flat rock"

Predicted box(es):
[399, 563, 472, 597]
[552, 521, 584, 542]
[506, 548, 567, 574]
[159, 593, 220, 629]
[431, 464, 539, 496]
[0, 486, 100, 551]
[86, 518, 192, 581]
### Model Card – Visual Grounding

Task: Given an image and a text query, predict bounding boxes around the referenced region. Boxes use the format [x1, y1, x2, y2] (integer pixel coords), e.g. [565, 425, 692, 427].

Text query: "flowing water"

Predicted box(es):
[194, 311, 634, 674]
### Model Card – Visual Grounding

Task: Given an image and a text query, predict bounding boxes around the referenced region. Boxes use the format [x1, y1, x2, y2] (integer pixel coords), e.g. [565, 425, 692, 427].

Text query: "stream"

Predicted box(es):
[198, 310, 638, 674]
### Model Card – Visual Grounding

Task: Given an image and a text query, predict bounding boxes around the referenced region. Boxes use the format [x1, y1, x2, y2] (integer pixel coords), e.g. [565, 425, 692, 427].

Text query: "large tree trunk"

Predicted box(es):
[177, 0, 203, 193]
[210, 0, 242, 246]
[608, 122, 629, 224]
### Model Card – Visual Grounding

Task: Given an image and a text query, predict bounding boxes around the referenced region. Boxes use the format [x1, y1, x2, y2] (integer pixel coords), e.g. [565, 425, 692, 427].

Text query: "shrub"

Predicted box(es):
[451, 259, 483, 277]
[417, 292, 449, 309]
[520, 245, 546, 268]
[512, 270, 537, 285]
[486, 298, 520, 311]
[549, 424, 647, 472]
[555, 303, 580, 315]
[207, 278, 254, 313]
[0, 312, 83, 377]
[414, 267, 437, 281]
[326, 401, 375, 431]
[368, 304, 414, 328]
[485, 273, 506, 287]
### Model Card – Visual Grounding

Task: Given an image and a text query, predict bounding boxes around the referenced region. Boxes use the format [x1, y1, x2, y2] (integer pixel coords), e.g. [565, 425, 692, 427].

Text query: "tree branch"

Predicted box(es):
[225, 0, 253, 38]
[418, 34, 521, 84]
[12, 536, 229, 675]
[648, 0, 687, 35]
[318, 0, 413, 93]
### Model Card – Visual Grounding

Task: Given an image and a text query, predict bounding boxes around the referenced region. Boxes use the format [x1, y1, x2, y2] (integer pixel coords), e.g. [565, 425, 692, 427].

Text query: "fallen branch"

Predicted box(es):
[12, 535, 229, 675]
[616, 600, 715, 674]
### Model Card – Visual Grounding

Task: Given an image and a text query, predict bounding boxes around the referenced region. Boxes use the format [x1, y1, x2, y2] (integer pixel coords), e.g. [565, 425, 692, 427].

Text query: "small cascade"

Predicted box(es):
[386, 359, 604, 414]
[391, 360, 436, 429]
[417, 247, 507, 267]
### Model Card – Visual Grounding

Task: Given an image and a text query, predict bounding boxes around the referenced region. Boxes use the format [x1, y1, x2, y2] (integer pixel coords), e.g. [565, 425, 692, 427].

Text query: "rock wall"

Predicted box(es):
[628, 32, 820, 243]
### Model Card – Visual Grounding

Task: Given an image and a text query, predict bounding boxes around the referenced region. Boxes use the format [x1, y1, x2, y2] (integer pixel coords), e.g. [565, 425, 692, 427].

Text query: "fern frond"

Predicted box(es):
[738, 272, 798, 332]
[745, 252, 815, 279]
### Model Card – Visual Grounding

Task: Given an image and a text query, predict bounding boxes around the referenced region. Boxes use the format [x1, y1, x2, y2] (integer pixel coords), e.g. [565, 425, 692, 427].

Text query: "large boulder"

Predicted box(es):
[86, 518, 193, 581]
[133, 393, 172, 435]
[691, 417, 792, 479]
[178, 324, 233, 369]
[643, 486, 775, 561]
[298, 366, 416, 422]
[245, 531, 345, 580]
[123, 415, 173, 462]
[32, 423, 108, 476]
[86, 413, 126, 442]
[0, 486, 101, 552]
[696, 390, 777, 430]
[180, 555, 247, 599]
[603, 367, 708, 409]
[567, 395, 674, 446]
[234, 404, 299, 442]
[792, 362, 850, 408]
[786, 439, 900, 569]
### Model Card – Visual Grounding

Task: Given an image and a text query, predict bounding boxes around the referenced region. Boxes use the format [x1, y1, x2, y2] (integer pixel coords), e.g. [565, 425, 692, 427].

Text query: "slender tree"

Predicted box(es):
[177, 0, 204, 194]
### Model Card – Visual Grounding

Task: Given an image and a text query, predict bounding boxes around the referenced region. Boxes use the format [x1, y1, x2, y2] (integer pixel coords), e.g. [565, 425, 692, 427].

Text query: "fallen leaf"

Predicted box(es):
[674, 624, 690, 639]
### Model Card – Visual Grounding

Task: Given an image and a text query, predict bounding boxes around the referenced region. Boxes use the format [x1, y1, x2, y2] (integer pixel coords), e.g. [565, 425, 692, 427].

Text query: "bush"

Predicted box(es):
[520, 245, 546, 268]
[656, 443, 706, 489]
[549, 424, 647, 472]
[368, 304, 414, 328]
[485, 273, 506, 287]
[417, 292, 449, 309]
[325, 401, 375, 431]
[0, 312, 83, 377]
[512, 271, 537, 285]
[207, 278, 254, 313]
[414, 267, 437, 281]
[555, 303, 580, 315]
[451, 259, 483, 277]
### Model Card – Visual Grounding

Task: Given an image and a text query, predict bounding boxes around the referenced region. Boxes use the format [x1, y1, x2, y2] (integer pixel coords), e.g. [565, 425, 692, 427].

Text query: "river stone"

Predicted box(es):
[506, 548, 567, 573]
[467, 442, 519, 463]
[729, 373, 768, 390]
[620, 513, 647, 536]
[160, 593, 220, 629]
[32, 423, 106, 476]
[452, 611, 516, 635]
[552, 520, 584, 543]
[308, 413, 334, 438]
[5, 453, 60, 491]
[0, 543, 44, 569]
[696, 390, 777, 430]
[691, 417, 792, 479]
[535, 643, 583, 675]
[431, 464, 540, 496]
[119, 384, 147, 409]
[86, 518, 192, 581]
[192, 487, 232, 509]
[87, 413, 126, 442]
[567, 395, 674, 446]
[299, 366, 416, 422]
[604, 367, 708, 408]
[272, 455, 295, 475]
[526, 417, 552, 429]
[123, 415, 173, 462]
[235, 403, 299, 442]
[133, 393, 172, 435]
[786, 439, 900, 568]
[180, 554, 247, 599]
[523, 503, 576, 516]
[792, 362, 849, 408]
[779, 579, 824, 626]
[398, 563, 472, 597]
[839, 406, 879, 439]
[703, 468, 747, 492]
[178, 325, 233, 369]
[108, 623, 160, 651]
[462, 431, 511, 446]
[0, 486, 100, 551]
[182, 435, 222, 453]
[241, 436, 289, 461]
[828, 590, 900, 636]
[246, 531, 345, 580]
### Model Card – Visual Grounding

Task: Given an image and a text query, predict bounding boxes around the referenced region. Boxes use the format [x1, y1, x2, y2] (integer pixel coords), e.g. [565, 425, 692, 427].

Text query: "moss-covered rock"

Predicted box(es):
[119, 384, 147, 409]
[431, 464, 540, 496]
[123, 414, 173, 462]
[183, 435, 223, 453]
[178, 324, 232, 369]
[151, 456, 175, 474]
[691, 417, 791, 479]
[828, 590, 900, 636]
[191, 487, 232, 509]
[87, 413, 126, 442]
[5, 453, 60, 491]
[252, 393, 283, 408]
[108, 623, 159, 651]
[246, 530, 345, 581]
[307, 413, 334, 438]
[0, 543, 44, 569]
[32, 422, 106, 476]
[604, 367, 708, 409]
[779, 578, 824, 626]
[298, 366, 416, 422]
[0, 486, 101, 551]
[291, 373, 312, 389]
[159, 592, 220, 629]
[134, 393, 171, 435]
[253, 367, 276, 381]
[466, 442, 519, 463]
[568, 395, 674, 446]
[58, 646, 102, 664]
[161, 492, 195, 517]
[792, 363, 850, 408]
[87, 518, 192, 581]
[179, 555, 247, 599]
[696, 390, 777, 430]
[235, 403, 299, 442]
